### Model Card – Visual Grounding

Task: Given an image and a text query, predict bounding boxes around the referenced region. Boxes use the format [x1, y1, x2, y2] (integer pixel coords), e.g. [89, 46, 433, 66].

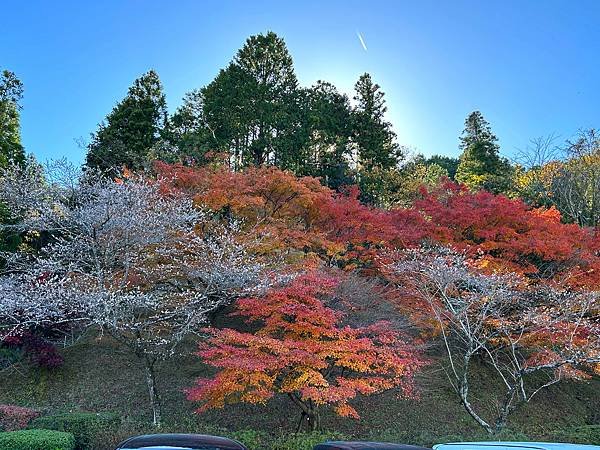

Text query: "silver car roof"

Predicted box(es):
[433, 442, 600, 450]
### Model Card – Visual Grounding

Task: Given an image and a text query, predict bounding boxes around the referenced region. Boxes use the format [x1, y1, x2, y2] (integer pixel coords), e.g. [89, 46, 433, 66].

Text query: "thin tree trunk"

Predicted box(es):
[457, 355, 494, 435]
[143, 357, 162, 427]
[493, 387, 516, 433]
[307, 409, 321, 431]
[306, 400, 320, 431]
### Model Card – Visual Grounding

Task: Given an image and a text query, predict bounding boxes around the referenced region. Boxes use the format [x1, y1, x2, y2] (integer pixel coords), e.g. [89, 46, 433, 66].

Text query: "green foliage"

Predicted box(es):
[357, 155, 448, 207]
[166, 89, 213, 164]
[550, 425, 600, 445]
[200, 31, 301, 169]
[0, 70, 25, 168]
[85, 70, 167, 174]
[297, 81, 353, 188]
[357, 166, 403, 207]
[0, 200, 21, 256]
[455, 111, 513, 194]
[29, 412, 120, 450]
[426, 154, 459, 180]
[352, 73, 401, 171]
[228, 428, 268, 449]
[0, 429, 75, 450]
[269, 431, 347, 450]
[167, 35, 403, 201]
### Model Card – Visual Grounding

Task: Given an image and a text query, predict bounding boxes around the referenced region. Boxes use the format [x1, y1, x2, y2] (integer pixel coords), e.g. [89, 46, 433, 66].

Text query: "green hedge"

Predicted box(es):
[551, 425, 600, 445]
[0, 429, 75, 450]
[29, 412, 120, 450]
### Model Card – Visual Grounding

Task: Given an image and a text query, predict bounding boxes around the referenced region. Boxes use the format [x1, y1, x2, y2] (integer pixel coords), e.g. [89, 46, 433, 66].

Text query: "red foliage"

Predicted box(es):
[315, 186, 429, 267]
[414, 181, 600, 285]
[156, 163, 600, 285]
[155, 163, 428, 267]
[0, 405, 40, 431]
[187, 272, 424, 427]
[155, 162, 332, 255]
[2, 332, 64, 370]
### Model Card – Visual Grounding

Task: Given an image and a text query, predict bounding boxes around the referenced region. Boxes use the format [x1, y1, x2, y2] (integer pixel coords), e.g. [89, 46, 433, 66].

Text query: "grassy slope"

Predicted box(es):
[0, 334, 598, 448]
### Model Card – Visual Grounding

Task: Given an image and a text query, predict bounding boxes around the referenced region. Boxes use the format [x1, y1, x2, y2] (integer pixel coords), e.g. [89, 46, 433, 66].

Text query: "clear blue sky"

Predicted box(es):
[2, 0, 599, 164]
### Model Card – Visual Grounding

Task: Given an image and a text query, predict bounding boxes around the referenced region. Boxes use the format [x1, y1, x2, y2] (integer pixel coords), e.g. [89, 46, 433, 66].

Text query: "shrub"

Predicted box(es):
[228, 429, 267, 449]
[1, 332, 64, 370]
[0, 429, 75, 450]
[269, 431, 347, 450]
[22, 334, 64, 369]
[29, 412, 121, 450]
[0, 404, 40, 431]
[550, 425, 600, 445]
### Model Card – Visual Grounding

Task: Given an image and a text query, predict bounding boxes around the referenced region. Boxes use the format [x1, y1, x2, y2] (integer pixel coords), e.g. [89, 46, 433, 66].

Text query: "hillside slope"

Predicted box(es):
[0, 335, 598, 448]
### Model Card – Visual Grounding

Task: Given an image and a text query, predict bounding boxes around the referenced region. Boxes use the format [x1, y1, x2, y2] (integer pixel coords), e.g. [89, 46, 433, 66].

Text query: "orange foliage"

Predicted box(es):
[186, 272, 424, 426]
[155, 162, 331, 256]
[155, 162, 428, 267]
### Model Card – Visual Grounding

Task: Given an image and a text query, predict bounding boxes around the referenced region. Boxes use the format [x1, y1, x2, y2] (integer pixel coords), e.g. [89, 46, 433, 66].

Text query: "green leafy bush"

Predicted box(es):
[29, 412, 120, 450]
[269, 431, 347, 450]
[0, 429, 75, 450]
[368, 428, 530, 447]
[551, 425, 600, 445]
[228, 428, 267, 449]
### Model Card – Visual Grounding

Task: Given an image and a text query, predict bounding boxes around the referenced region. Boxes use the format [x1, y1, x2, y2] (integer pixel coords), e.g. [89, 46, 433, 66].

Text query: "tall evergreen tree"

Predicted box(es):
[200, 63, 257, 169]
[298, 81, 353, 189]
[86, 70, 167, 174]
[455, 111, 513, 193]
[0, 70, 25, 168]
[166, 89, 213, 164]
[0, 70, 26, 259]
[352, 73, 401, 171]
[200, 31, 301, 169]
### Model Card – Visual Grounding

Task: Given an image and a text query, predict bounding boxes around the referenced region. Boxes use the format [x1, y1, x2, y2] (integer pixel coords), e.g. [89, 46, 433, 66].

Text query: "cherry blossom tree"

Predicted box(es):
[0, 161, 268, 426]
[386, 247, 600, 434]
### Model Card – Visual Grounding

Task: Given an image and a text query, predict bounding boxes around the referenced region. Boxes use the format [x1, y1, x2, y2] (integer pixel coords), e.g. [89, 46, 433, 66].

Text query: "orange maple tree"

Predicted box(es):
[155, 162, 333, 257]
[155, 162, 428, 267]
[186, 271, 424, 430]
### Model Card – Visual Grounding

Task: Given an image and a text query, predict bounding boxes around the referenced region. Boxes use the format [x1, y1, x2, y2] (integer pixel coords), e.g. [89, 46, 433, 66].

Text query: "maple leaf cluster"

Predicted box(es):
[413, 180, 600, 285]
[187, 272, 424, 429]
[156, 163, 600, 285]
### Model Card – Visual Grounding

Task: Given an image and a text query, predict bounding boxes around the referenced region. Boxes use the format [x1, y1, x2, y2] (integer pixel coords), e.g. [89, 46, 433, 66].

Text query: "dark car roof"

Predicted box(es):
[116, 433, 247, 450]
[313, 442, 431, 450]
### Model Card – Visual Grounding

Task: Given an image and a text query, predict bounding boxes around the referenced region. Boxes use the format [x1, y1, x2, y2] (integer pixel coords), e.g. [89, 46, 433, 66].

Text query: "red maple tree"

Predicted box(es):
[186, 272, 424, 430]
[413, 180, 600, 286]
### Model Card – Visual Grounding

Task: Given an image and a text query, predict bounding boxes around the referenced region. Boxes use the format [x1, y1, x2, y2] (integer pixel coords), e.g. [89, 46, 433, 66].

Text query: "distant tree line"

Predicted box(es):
[84, 32, 407, 203]
[2, 31, 600, 222]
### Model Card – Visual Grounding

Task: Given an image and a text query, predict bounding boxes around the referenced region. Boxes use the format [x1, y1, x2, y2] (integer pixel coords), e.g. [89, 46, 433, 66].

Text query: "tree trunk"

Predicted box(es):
[288, 394, 321, 432]
[457, 355, 494, 435]
[493, 387, 516, 434]
[143, 357, 162, 427]
[306, 409, 320, 431]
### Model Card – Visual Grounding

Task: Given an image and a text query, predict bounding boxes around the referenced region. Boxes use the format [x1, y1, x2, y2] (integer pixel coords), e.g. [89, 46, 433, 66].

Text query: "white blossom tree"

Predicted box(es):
[386, 247, 600, 434]
[0, 162, 268, 425]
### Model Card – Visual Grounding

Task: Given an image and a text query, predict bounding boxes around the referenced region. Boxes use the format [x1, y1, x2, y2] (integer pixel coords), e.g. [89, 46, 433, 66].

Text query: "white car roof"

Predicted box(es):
[433, 442, 600, 450]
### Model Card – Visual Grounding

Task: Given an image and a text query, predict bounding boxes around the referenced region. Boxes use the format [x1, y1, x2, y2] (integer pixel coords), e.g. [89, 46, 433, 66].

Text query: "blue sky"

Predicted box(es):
[2, 0, 599, 164]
